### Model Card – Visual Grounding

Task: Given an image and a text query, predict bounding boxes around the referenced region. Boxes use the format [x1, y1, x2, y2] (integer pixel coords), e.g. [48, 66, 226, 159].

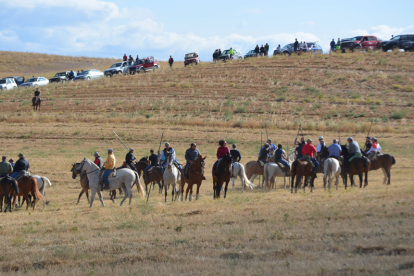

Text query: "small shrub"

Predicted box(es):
[407, 101, 414, 107]
[235, 106, 246, 113]
[390, 110, 408, 120]
[224, 110, 233, 121]
[145, 113, 152, 119]
[303, 87, 320, 93]
[226, 138, 238, 144]
[182, 82, 193, 88]
[276, 96, 286, 102]
[392, 84, 402, 90]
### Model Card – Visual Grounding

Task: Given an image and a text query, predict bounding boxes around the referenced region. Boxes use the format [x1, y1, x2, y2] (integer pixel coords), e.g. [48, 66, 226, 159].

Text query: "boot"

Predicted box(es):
[313, 172, 318, 178]
[285, 168, 291, 177]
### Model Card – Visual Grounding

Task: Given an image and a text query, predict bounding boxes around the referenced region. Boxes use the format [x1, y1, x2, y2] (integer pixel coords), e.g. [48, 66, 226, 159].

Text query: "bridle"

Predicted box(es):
[76, 159, 101, 175]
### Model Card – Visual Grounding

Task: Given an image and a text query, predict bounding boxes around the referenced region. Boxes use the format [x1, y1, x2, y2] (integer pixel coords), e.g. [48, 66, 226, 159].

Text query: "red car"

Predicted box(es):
[340, 36, 382, 51]
[128, 57, 160, 74]
[184, 52, 200, 66]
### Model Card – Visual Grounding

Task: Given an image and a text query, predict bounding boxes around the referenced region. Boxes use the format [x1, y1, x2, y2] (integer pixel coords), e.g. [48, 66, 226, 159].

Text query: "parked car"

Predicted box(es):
[403, 41, 414, 52]
[273, 42, 322, 56]
[0, 78, 17, 90]
[218, 49, 242, 61]
[380, 34, 414, 51]
[184, 52, 200, 66]
[49, 71, 76, 83]
[4, 76, 25, 85]
[128, 57, 159, 74]
[340, 36, 382, 51]
[20, 77, 49, 87]
[244, 50, 256, 59]
[73, 69, 104, 81]
[104, 61, 132, 76]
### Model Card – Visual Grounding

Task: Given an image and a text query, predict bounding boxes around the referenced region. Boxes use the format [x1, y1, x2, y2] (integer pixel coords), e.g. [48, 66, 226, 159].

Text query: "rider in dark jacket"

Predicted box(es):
[143, 149, 158, 182]
[230, 143, 241, 163]
[258, 144, 270, 163]
[10, 153, 30, 179]
[125, 148, 137, 172]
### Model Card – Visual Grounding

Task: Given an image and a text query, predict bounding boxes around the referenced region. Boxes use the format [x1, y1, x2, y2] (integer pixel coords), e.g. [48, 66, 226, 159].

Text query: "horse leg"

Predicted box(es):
[158, 181, 162, 194]
[291, 175, 295, 194]
[120, 187, 128, 206]
[89, 189, 97, 208]
[380, 168, 388, 185]
[164, 181, 168, 202]
[196, 184, 200, 200]
[364, 171, 368, 187]
[359, 173, 364, 188]
[86, 189, 90, 203]
[24, 194, 30, 210]
[350, 175, 355, 187]
[231, 178, 235, 192]
[111, 190, 116, 203]
[0, 195, 3, 212]
[323, 173, 327, 191]
[224, 181, 229, 199]
[128, 187, 133, 205]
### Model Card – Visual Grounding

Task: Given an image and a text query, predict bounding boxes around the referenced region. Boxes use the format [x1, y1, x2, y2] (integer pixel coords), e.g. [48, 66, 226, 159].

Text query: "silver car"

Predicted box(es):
[104, 61, 132, 76]
[73, 69, 104, 81]
[218, 49, 242, 61]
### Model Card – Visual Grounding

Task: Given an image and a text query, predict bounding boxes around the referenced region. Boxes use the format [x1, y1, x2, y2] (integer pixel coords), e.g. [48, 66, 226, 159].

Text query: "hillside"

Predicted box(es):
[0, 51, 413, 275]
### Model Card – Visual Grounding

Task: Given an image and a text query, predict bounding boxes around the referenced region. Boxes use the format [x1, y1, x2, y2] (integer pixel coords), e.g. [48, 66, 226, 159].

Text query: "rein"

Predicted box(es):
[77, 160, 101, 175]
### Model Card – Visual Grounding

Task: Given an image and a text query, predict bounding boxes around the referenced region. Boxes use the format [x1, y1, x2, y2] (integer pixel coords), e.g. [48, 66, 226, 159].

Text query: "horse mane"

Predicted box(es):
[341, 145, 349, 157]
[84, 158, 99, 169]
[139, 157, 148, 162]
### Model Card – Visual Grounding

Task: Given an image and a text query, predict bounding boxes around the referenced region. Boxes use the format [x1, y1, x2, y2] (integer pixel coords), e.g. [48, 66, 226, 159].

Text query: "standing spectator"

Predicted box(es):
[294, 39, 299, 54]
[229, 48, 235, 59]
[135, 55, 139, 62]
[260, 45, 265, 57]
[169, 55, 174, 68]
[254, 45, 259, 57]
[264, 43, 269, 57]
[330, 39, 336, 52]
[123, 54, 127, 61]
[218, 48, 222, 57]
[213, 50, 217, 62]
[128, 55, 134, 63]
[303, 41, 308, 53]
[336, 38, 341, 51]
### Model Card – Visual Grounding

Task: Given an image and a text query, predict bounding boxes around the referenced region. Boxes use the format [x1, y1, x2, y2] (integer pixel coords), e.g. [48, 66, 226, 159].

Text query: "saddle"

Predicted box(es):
[14, 171, 30, 180]
[275, 161, 285, 168]
[300, 155, 315, 168]
[329, 156, 343, 166]
[371, 152, 382, 161]
[258, 160, 265, 167]
[100, 168, 117, 180]
[32, 96, 40, 105]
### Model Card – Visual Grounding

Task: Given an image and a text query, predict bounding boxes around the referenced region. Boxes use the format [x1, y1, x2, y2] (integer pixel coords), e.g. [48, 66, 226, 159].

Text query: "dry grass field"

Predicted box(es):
[0, 51, 413, 275]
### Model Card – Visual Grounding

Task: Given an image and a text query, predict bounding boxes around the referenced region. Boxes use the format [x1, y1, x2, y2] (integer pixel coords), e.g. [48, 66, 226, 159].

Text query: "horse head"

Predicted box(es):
[195, 155, 207, 175]
[71, 163, 80, 179]
[76, 157, 88, 174]
[341, 145, 349, 157]
[222, 153, 233, 172]
[321, 146, 329, 159]
[166, 154, 174, 170]
[139, 156, 149, 163]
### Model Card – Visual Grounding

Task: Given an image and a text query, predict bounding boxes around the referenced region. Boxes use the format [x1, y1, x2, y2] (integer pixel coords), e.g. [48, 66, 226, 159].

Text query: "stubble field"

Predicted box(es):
[0, 51, 413, 275]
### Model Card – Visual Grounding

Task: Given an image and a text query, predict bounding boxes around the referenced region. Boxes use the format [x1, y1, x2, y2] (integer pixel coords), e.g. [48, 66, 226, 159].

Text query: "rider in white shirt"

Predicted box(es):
[366, 137, 381, 160]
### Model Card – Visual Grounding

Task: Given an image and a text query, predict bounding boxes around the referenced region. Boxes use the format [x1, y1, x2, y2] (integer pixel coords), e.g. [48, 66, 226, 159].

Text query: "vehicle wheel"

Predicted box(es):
[3, 87, 7, 90]
[87, 77, 91, 80]
[140, 68, 145, 73]
[283, 52, 289, 57]
[154, 66, 158, 71]
[392, 45, 399, 51]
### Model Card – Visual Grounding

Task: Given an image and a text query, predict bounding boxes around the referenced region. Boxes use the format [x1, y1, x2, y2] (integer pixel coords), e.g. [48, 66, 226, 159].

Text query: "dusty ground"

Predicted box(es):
[0, 51, 413, 275]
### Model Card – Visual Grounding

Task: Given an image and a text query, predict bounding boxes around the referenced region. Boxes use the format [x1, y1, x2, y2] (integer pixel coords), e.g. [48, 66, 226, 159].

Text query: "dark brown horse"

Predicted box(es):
[212, 152, 232, 199]
[32, 96, 41, 111]
[0, 177, 20, 212]
[12, 176, 45, 210]
[341, 146, 371, 189]
[361, 150, 395, 185]
[133, 157, 149, 178]
[180, 155, 206, 201]
[136, 157, 163, 194]
[290, 160, 316, 193]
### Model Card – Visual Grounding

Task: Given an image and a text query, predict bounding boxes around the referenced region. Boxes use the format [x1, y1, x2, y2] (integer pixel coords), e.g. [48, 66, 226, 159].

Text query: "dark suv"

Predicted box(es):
[380, 34, 414, 51]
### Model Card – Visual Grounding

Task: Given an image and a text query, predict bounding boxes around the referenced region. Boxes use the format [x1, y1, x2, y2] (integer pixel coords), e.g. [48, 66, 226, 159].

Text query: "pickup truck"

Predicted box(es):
[340, 36, 382, 51]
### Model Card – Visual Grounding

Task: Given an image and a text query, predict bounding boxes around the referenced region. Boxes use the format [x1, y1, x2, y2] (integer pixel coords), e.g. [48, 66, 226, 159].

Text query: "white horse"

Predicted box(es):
[262, 149, 296, 190]
[162, 154, 180, 202]
[230, 162, 256, 193]
[32, 175, 52, 208]
[76, 158, 145, 208]
[323, 158, 342, 191]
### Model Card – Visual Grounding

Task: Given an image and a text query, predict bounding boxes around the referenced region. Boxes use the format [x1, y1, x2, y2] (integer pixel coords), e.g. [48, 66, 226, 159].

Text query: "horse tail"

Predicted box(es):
[32, 177, 45, 202]
[291, 161, 297, 175]
[328, 159, 335, 179]
[240, 163, 256, 189]
[10, 178, 19, 195]
[134, 171, 146, 199]
[391, 155, 396, 165]
[42, 177, 52, 186]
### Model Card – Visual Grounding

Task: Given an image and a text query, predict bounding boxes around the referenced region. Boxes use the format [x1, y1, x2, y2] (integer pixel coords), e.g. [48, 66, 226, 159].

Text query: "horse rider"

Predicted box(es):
[10, 153, 30, 179]
[184, 143, 201, 178]
[295, 140, 305, 160]
[267, 139, 276, 156]
[275, 144, 291, 176]
[125, 148, 137, 172]
[213, 140, 230, 175]
[366, 137, 381, 160]
[0, 156, 13, 178]
[230, 143, 241, 163]
[94, 152, 103, 169]
[143, 149, 158, 182]
[8, 158, 15, 168]
[343, 137, 360, 174]
[33, 88, 41, 105]
[294, 135, 305, 147]
[316, 136, 326, 157]
[158, 142, 182, 173]
[363, 136, 372, 153]
[327, 139, 342, 161]
[302, 139, 319, 178]
[258, 143, 270, 164]
[102, 149, 115, 190]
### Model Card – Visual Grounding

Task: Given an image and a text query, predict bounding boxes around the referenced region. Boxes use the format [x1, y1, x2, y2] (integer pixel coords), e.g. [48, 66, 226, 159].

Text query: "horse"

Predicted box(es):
[212, 152, 233, 199]
[76, 158, 145, 208]
[162, 154, 180, 202]
[290, 159, 316, 194]
[360, 150, 395, 185]
[245, 160, 264, 184]
[341, 146, 371, 189]
[32, 96, 41, 111]
[323, 158, 342, 191]
[263, 149, 296, 190]
[17, 174, 53, 208]
[11, 176, 45, 210]
[133, 157, 149, 178]
[230, 162, 256, 193]
[0, 177, 19, 212]
[143, 166, 164, 195]
[180, 156, 206, 201]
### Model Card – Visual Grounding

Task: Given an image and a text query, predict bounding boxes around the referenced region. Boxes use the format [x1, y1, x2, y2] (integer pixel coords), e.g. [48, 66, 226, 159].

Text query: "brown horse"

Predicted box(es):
[143, 165, 164, 194]
[341, 146, 371, 189]
[245, 154, 276, 186]
[133, 157, 149, 178]
[180, 155, 206, 201]
[290, 160, 316, 193]
[0, 177, 20, 212]
[361, 151, 395, 185]
[212, 152, 233, 199]
[12, 176, 45, 210]
[32, 96, 41, 111]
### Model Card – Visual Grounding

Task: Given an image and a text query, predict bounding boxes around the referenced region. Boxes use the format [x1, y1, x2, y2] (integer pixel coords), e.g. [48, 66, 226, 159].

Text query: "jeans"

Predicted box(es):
[10, 172, 19, 179]
[345, 152, 356, 163]
[103, 169, 113, 185]
[144, 165, 153, 173]
[127, 163, 137, 172]
[230, 54, 233, 59]
[276, 159, 290, 170]
[310, 157, 319, 173]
